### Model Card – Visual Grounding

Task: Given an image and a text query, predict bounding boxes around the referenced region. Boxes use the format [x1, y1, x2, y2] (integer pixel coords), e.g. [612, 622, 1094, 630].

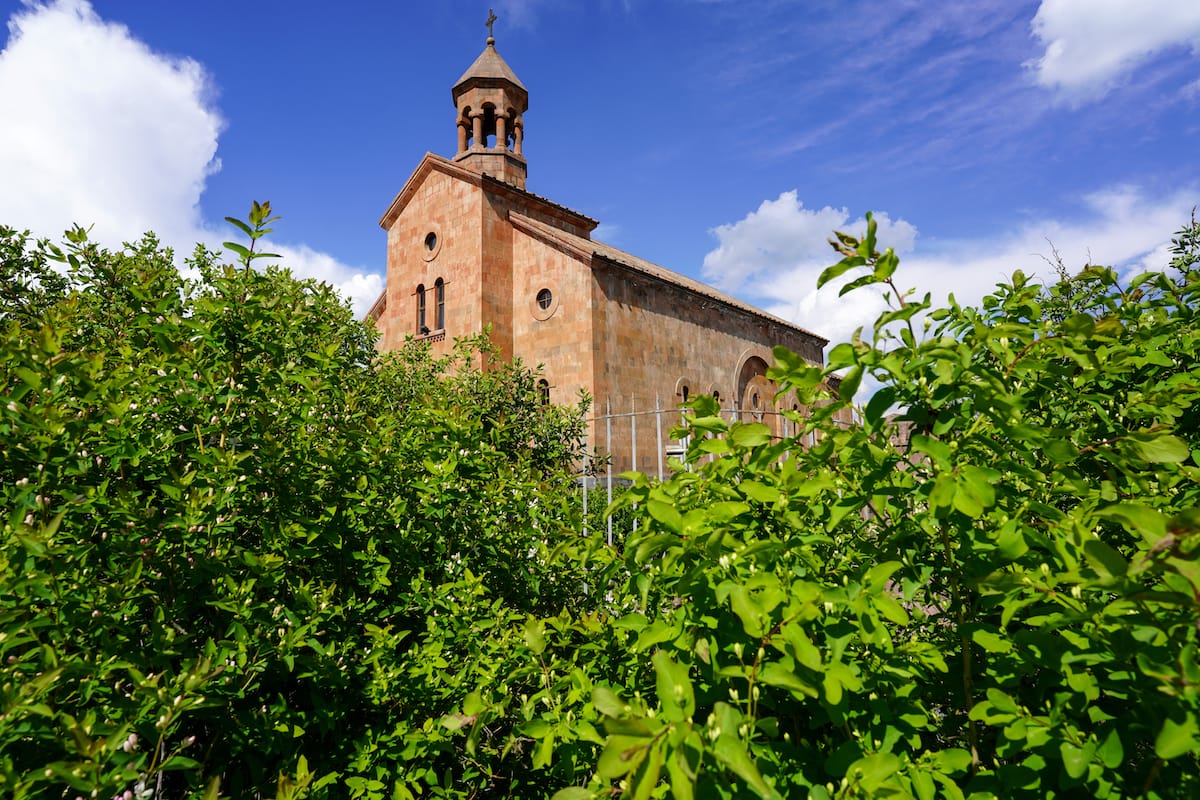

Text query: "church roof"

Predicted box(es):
[509, 212, 828, 345]
[453, 42, 527, 94]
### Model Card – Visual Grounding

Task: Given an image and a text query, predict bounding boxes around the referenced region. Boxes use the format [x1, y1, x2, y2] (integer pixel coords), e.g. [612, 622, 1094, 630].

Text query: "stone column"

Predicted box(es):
[456, 118, 468, 153]
[471, 112, 483, 150]
[513, 117, 523, 155]
[495, 112, 507, 152]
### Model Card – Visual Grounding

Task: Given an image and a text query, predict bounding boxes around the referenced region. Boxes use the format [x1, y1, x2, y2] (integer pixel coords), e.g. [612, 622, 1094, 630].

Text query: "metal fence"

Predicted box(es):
[579, 397, 829, 545]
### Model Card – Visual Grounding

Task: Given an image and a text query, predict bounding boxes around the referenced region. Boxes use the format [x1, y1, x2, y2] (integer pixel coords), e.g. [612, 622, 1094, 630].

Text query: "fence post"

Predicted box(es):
[606, 398, 613, 547]
[630, 396, 638, 533]
[655, 393, 663, 481]
[581, 430, 588, 536]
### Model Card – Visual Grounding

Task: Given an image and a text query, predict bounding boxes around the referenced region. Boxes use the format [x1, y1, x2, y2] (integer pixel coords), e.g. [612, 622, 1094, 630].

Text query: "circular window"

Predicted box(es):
[420, 224, 443, 262]
[532, 284, 558, 321]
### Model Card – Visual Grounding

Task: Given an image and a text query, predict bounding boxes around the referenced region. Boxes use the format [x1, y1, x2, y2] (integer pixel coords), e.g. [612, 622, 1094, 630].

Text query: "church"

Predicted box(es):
[366, 21, 831, 475]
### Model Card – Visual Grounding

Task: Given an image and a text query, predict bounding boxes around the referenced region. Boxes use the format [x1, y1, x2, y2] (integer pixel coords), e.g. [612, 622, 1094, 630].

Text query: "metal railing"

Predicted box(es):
[579, 397, 833, 544]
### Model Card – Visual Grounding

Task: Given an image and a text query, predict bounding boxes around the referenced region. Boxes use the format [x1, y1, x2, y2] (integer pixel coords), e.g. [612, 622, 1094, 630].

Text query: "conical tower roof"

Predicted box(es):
[453, 39, 527, 97]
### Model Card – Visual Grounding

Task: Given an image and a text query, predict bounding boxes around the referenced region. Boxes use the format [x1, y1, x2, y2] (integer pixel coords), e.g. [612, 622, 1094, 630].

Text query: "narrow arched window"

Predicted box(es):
[416, 284, 427, 332]
[434, 278, 445, 330]
[537, 379, 550, 407]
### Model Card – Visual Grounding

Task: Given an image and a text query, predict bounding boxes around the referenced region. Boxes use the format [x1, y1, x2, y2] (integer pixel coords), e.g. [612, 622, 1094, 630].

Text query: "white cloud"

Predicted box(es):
[702, 191, 917, 346]
[266, 244, 384, 319]
[705, 186, 1199, 357]
[0, 0, 380, 318]
[1029, 0, 1200, 100]
[0, 0, 221, 244]
[702, 191, 917, 293]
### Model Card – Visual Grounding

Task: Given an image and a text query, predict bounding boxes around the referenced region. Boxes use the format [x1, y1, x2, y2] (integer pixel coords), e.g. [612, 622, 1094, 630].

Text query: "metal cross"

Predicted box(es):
[486, 9, 498, 39]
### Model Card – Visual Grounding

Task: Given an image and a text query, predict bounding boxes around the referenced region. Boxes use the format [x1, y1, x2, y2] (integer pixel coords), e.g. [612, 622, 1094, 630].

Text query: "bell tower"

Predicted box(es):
[451, 10, 529, 189]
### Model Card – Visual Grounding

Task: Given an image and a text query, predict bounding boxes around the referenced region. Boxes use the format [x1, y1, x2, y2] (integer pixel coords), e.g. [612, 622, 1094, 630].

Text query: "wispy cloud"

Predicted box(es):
[684, 0, 1040, 169]
[0, 0, 381, 316]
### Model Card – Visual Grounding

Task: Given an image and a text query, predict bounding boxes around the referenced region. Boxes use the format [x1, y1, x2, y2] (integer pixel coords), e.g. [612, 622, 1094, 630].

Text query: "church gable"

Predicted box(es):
[377, 157, 486, 353]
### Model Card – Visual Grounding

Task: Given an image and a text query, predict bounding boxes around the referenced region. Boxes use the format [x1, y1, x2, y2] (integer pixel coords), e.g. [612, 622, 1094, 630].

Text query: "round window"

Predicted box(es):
[421, 225, 443, 262]
[536, 288, 553, 310]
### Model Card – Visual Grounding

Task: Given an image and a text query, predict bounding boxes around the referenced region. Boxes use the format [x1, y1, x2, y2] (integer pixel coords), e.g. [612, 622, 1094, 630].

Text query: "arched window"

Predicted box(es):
[434, 278, 445, 329]
[537, 379, 550, 407]
[681, 385, 690, 402]
[416, 284, 427, 332]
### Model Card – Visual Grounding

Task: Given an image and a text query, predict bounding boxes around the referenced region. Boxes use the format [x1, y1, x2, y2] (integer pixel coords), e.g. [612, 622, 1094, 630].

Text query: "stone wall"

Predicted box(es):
[589, 259, 826, 474]
[380, 168, 484, 356]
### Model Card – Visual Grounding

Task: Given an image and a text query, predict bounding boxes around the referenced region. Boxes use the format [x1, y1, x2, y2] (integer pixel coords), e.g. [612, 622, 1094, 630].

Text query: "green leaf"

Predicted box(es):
[550, 789, 595, 800]
[666, 748, 695, 800]
[636, 619, 677, 652]
[730, 423, 771, 448]
[823, 671, 843, 706]
[647, 499, 684, 534]
[635, 533, 678, 562]
[1061, 313, 1095, 337]
[874, 248, 899, 280]
[1128, 432, 1190, 463]
[818, 255, 866, 289]
[864, 386, 896, 424]
[1155, 712, 1199, 760]
[826, 342, 857, 370]
[838, 366, 863, 401]
[911, 435, 953, 469]
[631, 739, 665, 800]
[1098, 727, 1124, 768]
[970, 628, 1012, 654]
[598, 734, 649, 779]
[223, 241, 252, 260]
[928, 472, 957, 511]
[740, 480, 781, 504]
[1096, 503, 1168, 544]
[1059, 742, 1088, 779]
[758, 661, 817, 698]
[712, 730, 779, 799]
[932, 748, 973, 773]
[594, 687, 631, 718]
[955, 465, 995, 517]
[1084, 539, 1128, 578]
[524, 618, 546, 655]
[224, 216, 255, 238]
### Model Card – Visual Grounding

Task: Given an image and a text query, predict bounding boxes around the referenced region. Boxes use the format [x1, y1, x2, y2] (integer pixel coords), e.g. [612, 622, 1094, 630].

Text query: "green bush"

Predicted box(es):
[0, 206, 592, 799]
[539, 213, 1200, 798]
[5, 205, 1200, 800]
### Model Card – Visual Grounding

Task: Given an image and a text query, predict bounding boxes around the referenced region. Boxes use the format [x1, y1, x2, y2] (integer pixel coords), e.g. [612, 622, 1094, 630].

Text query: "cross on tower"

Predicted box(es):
[485, 9, 497, 40]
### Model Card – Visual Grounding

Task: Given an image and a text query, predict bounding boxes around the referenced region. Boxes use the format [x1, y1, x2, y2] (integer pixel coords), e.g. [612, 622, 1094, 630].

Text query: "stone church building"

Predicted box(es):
[366, 27, 830, 474]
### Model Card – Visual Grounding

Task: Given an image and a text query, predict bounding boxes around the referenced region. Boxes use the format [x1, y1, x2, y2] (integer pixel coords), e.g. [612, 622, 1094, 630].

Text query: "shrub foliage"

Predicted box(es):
[2, 208, 1199, 799]
[0, 208, 590, 799]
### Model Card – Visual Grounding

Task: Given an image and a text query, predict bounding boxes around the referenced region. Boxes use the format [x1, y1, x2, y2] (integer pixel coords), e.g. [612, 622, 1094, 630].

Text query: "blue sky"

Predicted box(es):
[2, 0, 1198, 348]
